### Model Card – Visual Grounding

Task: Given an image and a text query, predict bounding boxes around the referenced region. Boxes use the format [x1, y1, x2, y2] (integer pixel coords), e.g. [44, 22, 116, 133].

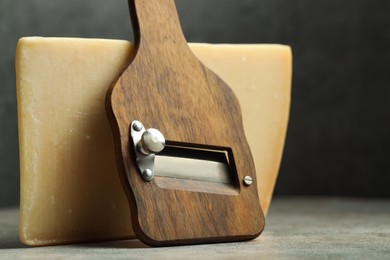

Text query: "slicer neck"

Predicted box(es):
[129, 0, 189, 51]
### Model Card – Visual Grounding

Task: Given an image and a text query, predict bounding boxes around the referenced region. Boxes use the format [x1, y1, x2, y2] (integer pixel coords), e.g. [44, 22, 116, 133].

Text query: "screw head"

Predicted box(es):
[132, 121, 144, 132]
[244, 176, 253, 186]
[142, 169, 154, 181]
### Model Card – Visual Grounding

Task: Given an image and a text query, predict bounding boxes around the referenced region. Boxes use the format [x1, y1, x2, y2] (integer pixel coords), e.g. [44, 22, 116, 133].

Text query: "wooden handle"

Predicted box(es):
[129, 0, 188, 53]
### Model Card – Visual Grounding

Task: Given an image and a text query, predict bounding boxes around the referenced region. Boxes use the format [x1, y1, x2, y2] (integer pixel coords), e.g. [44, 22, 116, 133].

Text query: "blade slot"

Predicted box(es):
[154, 144, 239, 195]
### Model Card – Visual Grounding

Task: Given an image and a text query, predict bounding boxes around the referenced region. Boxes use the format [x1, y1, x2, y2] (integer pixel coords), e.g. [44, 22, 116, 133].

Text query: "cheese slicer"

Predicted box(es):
[106, 0, 264, 246]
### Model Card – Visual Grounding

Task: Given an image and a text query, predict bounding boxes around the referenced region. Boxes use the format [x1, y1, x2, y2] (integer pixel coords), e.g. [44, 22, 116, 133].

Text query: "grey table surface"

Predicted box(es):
[0, 197, 389, 259]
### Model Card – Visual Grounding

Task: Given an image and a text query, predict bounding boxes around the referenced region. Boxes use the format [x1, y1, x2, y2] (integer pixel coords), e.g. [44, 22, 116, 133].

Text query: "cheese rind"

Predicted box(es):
[16, 37, 291, 245]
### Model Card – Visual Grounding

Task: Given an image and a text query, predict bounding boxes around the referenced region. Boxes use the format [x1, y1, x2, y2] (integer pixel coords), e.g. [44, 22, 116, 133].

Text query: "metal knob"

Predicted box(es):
[138, 128, 166, 155]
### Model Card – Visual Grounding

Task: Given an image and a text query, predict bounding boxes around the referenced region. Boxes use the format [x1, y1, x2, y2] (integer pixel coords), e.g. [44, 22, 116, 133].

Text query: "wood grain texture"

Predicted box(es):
[106, 0, 264, 246]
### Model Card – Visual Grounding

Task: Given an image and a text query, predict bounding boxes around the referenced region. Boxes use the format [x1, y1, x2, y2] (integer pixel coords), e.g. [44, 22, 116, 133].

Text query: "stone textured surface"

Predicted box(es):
[1, 197, 389, 259]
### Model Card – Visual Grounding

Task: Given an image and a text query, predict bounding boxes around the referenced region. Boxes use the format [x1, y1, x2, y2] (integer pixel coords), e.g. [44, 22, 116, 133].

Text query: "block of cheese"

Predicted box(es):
[16, 37, 291, 246]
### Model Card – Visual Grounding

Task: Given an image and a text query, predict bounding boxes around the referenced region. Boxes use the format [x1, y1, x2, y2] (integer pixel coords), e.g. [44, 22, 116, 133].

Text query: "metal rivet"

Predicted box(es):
[133, 121, 144, 132]
[142, 169, 154, 181]
[244, 176, 253, 186]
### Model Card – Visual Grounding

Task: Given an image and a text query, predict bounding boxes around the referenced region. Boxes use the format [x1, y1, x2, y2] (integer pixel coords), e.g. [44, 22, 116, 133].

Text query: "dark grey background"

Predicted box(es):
[1, 0, 389, 207]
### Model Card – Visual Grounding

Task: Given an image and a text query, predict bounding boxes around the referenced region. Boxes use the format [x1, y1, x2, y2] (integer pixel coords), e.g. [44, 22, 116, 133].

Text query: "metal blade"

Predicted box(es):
[154, 155, 231, 184]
